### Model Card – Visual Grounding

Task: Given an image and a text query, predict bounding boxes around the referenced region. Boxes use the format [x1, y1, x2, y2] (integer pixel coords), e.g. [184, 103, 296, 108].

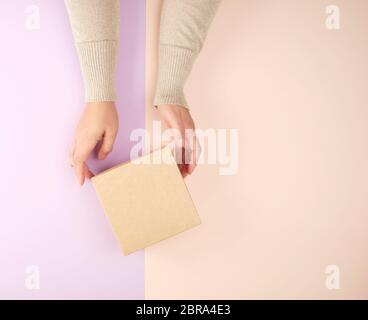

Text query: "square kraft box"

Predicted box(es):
[91, 146, 201, 255]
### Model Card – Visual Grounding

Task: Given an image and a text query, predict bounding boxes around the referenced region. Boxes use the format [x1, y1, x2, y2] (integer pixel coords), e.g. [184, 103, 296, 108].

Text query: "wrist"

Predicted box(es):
[154, 45, 198, 109]
[76, 40, 118, 102]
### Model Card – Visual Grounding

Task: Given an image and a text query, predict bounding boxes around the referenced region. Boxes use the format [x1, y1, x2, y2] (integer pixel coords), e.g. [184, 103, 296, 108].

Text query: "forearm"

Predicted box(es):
[65, 0, 120, 102]
[154, 0, 222, 108]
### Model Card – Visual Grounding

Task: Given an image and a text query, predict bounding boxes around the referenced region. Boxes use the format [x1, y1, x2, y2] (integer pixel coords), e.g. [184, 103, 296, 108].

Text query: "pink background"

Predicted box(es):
[0, 0, 145, 299]
[146, 0, 368, 299]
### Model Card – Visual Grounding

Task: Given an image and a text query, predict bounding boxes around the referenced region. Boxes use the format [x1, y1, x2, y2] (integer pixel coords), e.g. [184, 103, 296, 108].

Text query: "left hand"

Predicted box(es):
[157, 105, 200, 177]
[69, 102, 118, 185]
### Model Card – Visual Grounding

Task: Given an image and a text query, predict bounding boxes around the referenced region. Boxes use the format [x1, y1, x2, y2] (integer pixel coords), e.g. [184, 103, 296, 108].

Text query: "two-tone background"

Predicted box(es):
[0, 0, 367, 299]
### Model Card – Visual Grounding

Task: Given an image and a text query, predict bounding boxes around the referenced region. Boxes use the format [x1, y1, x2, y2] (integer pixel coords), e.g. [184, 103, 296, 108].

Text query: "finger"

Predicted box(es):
[188, 135, 201, 175]
[162, 128, 184, 164]
[98, 130, 116, 160]
[175, 128, 186, 165]
[173, 139, 185, 165]
[183, 129, 198, 175]
[178, 163, 189, 178]
[74, 136, 98, 185]
[75, 162, 85, 186]
[84, 163, 94, 180]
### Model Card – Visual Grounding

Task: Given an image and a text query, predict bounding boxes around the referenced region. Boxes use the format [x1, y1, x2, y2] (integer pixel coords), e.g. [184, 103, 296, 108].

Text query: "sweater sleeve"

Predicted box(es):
[65, 0, 120, 102]
[154, 0, 222, 109]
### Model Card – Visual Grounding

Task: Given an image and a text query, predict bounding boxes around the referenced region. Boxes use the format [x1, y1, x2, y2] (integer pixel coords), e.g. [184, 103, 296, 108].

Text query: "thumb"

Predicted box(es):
[98, 131, 116, 160]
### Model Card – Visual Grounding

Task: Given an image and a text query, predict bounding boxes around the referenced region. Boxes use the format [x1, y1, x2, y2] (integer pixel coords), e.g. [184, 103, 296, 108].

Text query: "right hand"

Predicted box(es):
[69, 102, 118, 185]
[157, 104, 200, 178]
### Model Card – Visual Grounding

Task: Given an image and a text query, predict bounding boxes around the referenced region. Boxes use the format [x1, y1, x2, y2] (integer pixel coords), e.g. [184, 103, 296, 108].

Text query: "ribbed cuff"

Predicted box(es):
[76, 40, 117, 102]
[154, 45, 198, 109]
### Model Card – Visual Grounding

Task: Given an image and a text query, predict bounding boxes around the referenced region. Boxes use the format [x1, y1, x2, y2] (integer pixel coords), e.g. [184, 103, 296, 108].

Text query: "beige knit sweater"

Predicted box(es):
[65, 0, 222, 108]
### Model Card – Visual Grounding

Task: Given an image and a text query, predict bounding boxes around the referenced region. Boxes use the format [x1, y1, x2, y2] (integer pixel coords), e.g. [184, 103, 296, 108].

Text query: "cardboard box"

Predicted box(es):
[91, 147, 201, 255]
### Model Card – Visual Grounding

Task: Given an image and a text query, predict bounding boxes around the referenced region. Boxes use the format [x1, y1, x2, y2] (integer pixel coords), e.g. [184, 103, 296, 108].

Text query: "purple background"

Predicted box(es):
[0, 0, 145, 299]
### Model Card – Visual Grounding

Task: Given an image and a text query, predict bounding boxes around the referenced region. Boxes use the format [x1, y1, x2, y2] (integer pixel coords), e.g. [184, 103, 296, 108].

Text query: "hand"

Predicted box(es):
[157, 105, 200, 177]
[70, 102, 118, 185]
